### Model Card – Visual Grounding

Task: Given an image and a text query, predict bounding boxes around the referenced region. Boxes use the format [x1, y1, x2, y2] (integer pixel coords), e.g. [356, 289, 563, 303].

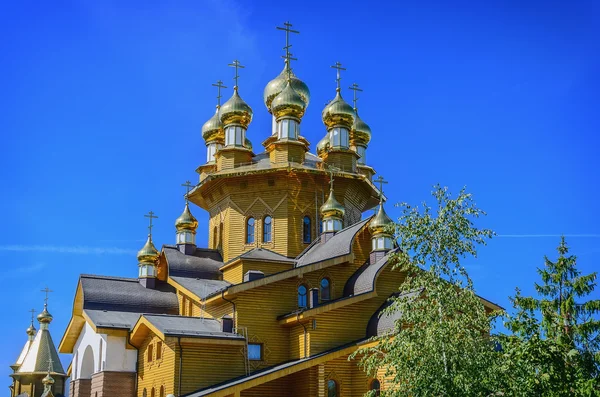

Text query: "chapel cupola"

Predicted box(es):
[348, 83, 372, 165]
[320, 175, 345, 240]
[271, 79, 306, 140]
[175, 181, 199, 254]
[369, 176, 394, 262]
[26, 317, 36, 341]
[138, 211, 160, 288]
[201, 80, 227, 164]
[37, 303, 53, 329]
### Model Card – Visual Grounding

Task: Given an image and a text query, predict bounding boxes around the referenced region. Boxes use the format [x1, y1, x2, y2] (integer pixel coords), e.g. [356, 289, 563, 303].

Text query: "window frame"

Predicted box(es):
[147, 343, 154, 362]
[247, 343, 264, 361]
[156, 341, 162, 360]
[246, 217, 255, 244]
[303, 216, 312, 243]
[298, 284, 308, 308]
[327, 379, 338, 397]
[370, 379, 381, 396]
[320, 278, 331, 301]
[262, 215, 272, 243]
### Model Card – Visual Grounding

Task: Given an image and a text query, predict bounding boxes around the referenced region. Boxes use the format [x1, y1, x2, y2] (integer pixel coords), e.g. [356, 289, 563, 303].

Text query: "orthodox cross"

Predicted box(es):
[282, 52, 298, 80]
[330, 62, 346, 91]
[328, 165, 341, 191]
[276, 21, 299, 62]
[348, 83, 363, 111]
[144, 211, 158, 237]
[29, 308, 36, 323]
[47, 357, 53, 372]
[211, 80, 227, 107]
[181, 180, 193, 204]
[374, 175, 388, 200]
[228, 60, 244, 88]
[40, 287, 53, 306]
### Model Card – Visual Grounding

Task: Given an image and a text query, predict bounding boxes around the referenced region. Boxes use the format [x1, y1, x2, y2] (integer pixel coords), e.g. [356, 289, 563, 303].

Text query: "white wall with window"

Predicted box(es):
[372, 235, 393, 251]
[225, 125, 245, 147]
[329, 127, 349, 149]
[277, 118, 299, 140]
[139, 264, 156, 278]
[176, 230, 196, 245]
[206, 142, 222, 163]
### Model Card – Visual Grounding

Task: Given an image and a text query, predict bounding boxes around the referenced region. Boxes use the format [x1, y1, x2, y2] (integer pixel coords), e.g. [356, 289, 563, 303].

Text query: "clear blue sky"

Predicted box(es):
[1, 0, 599, 380]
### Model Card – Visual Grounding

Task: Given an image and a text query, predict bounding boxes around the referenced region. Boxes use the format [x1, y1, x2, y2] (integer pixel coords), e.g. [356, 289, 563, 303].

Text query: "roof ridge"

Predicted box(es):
[80, 274, 138, 282]
[143, 313, 219, 320]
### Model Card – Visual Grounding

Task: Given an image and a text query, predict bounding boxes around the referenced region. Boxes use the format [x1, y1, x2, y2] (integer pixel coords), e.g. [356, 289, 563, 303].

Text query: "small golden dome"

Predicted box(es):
[320, 189, 345, 219]
[322, 90, 355, 129]
[220, 88, 253, 128]
[369, 202, 394, 235]
[202, 106, 224, 142]
[271, 81, 306, 120]
[42, 373, 55, 385]
[244, 137, 253, 151]
[175, 203, 198, 233]
[264, 62, 310, 112]
[26, 323, 36, 336]
[37, 306, 53, 324]
[351, 111, 372, 145]
[137, 235, 159, 264]
[316, 134, 330, 156]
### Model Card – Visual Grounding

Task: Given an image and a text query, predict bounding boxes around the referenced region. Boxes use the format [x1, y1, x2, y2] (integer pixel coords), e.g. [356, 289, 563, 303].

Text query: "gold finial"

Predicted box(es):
[228, 60, 245, 90]
[348, 83, 363, 111]
[181, 181, 193, 204]
[43, 357, 55, 387]
[41, 287, 53, 306]
[327, 165, 340, 191]
[374, 175, 388, 202]
[144, 211, 158, 238]
[211, 80, 227, 108]
[331, 62, 346, 91]
[38, 288, 54, 325]
[29, 308, 36, 324]
[276, 21, 300, 78]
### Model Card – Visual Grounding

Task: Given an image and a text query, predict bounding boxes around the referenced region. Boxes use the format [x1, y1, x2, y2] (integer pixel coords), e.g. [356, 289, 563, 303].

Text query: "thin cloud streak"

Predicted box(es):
[0, 245, 136, 255]
[497, 234, 600, 238]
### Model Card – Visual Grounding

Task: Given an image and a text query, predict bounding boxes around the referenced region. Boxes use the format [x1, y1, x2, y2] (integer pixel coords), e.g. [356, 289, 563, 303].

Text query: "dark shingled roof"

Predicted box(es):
[344, 248, 399, 296]
[80, 275, 178, 314]
[366, 290, 420, 337]
[16, 329, 65, 375]
[84, 309, 141, 330]
[141, 314, 244, 340]
[238, 248, 296, 263]
[164, 245, 223, 279]
[170, 276, 231, 300]
[295, 218, 371, 267]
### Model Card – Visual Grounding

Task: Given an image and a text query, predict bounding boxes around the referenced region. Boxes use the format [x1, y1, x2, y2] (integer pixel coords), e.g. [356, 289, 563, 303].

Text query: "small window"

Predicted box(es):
[303, 216, 311, 243]
[298, 285, 308, 308]
[143, 389, 147, 397]
[370, 379, 381, 396]
[156, 341, 162, 360]
[263, 216, 272, 243]
[327, 379, 338, 397]
[213, 226, 218, 248]
[188, 299, 193, 317]
[248, 343, 263, 360]
[182, 296, 187, 316]
[320, 278, 331, 301]
[159, 386, 165, 397]
[151, 388, 155, 397]
[147, 344, 153, 362]
[246, 217, 255, 244]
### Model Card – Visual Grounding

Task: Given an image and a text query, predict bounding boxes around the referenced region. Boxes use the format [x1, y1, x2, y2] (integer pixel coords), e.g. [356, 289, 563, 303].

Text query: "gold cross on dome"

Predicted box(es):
[181, 180, 193, 203]
[144, 211, 158, 237]
[328, 165, 341, 190]
[348, 83, 363, 111]
[40, 287, 53, 306]
[29, 308, 35, 323]
[374, 175, 388, 199]
[281, 52, 298, 79]
[228, 60, 245, 88]
[330, 61, 346, 90]
[276, 21, 299, 61]
[211, 80, 227, 107]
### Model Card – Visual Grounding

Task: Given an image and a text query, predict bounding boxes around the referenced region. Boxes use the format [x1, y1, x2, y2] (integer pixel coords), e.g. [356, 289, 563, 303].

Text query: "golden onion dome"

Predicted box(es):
[37, 306, 53, 324]
[316, 134, 330, 156]
[320, 189, 345, 219]
[271, 81, 306, 120]
[220, 88, 253, 128]
[369, 202, 394, 235]
[42, 373, 55, 386]
[244, 137, 253, 151]
[137, 235, 159, 264]
[322, 89, 355, 129]
[175, 203, 198, 233]
[351, 111, 372, 145]
[264, 62, 310, 112]
[201, 106, 224, 142]
[26, 323, 36, 336]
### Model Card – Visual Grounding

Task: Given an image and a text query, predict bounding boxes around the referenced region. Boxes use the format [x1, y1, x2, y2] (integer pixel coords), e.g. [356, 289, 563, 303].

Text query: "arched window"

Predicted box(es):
[213, 226, 217, 248]
[263, 216, 272, 243]
[320, 278, 331, 301]
[327, 379, 338, 397]
[219, 222, 223, 248]
[151, 388, 155, 397]
[159, 386, 165, 397]
[147, 344, 153, 362]
[156, 341, 162, 360]
[246, 217, 255, 244]
[370, 379, 381, 396]
[298, 285, 308, 308]
[142, 389, 147, 397]
[303, 216, 311, 243]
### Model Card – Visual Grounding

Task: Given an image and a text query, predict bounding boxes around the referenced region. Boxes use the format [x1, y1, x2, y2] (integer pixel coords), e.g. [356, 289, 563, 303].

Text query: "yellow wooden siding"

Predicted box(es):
[223, 260, 294, 285]
[137, 332, 177, 397]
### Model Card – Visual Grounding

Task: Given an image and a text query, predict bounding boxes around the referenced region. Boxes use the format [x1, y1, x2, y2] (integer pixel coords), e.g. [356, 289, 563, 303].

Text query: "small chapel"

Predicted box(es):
[55, 22, 500, 397]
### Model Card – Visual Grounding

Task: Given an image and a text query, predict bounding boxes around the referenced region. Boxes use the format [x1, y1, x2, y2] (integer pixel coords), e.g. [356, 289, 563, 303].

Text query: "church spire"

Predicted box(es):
[369, 176, 394, 257]
[348, 83, 372, 165]
[175, 181, 198, 254]
[220, 60, 253, 150]
[138, 211, 160, 288]
[320, 168, 345, 237]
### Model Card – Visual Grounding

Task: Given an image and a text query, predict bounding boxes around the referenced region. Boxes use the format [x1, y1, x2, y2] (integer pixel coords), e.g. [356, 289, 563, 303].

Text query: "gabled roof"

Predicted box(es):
[295, 217, 371, 267]
[164, 245, 223, 279]
[237, 248, 296, 264]
[170, 276, 231, 300]
[344, 248, 400, 296]
[16, 328, 65, 375]
[84, 309, 141, 330]
[80, 274, 178, 314]
[366, 291, 420, 337]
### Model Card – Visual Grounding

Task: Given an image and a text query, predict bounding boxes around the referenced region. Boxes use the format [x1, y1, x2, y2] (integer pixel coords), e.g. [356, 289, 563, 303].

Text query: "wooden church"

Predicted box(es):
[57, 22, 500, 397]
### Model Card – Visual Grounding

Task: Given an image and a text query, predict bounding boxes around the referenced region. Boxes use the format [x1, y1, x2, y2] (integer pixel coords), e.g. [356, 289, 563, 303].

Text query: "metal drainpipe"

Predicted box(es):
[178, 337, 183, 396]
[297, 313, 308, 358]
[222, 291, 236, 330]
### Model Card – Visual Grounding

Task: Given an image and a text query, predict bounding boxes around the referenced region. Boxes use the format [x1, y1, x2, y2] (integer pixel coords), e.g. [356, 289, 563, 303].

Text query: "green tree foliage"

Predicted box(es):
[500, 237, 600, 396]
[353, 185, 500, 396]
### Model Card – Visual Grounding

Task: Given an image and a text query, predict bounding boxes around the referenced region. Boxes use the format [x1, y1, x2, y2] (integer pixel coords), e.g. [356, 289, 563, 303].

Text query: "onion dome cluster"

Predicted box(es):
[264, 62, 310, 112]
